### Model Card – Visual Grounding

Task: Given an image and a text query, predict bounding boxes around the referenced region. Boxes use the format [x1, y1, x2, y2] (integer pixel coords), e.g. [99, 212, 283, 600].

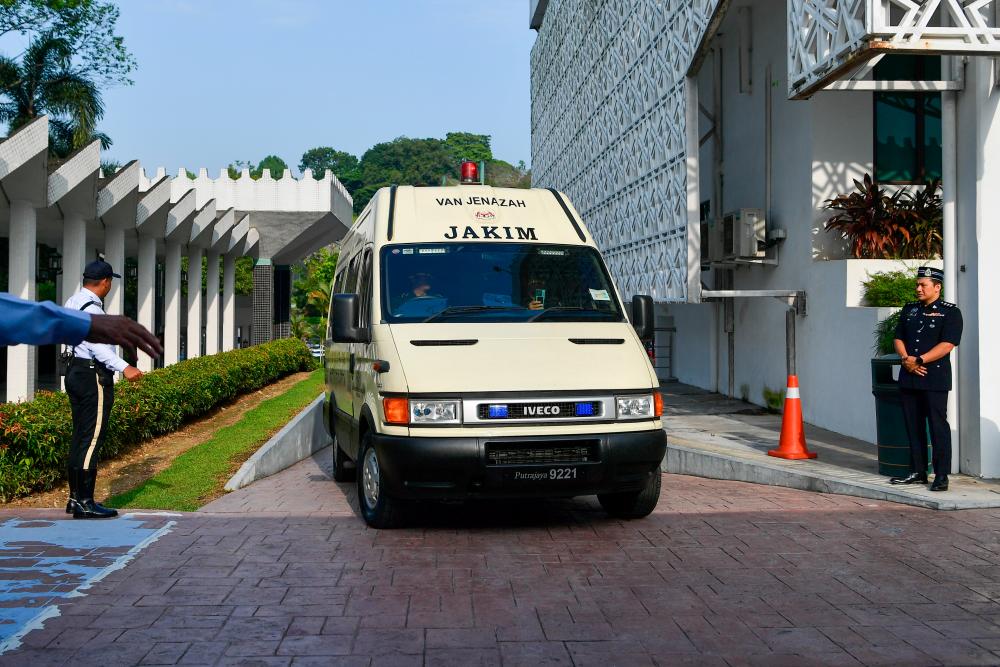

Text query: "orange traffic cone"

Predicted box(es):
[767, 375, 817, 460]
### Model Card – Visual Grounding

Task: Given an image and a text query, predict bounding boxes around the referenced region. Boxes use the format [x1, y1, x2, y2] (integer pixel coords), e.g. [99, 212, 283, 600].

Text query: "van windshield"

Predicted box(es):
[381, 243, 625, 323]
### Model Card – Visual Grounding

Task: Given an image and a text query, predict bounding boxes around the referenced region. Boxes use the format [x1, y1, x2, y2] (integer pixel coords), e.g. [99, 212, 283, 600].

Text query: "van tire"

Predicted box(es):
[357, 432, 402, 528]
[331, 434, 354, 483]
[597, 471, 661, 519]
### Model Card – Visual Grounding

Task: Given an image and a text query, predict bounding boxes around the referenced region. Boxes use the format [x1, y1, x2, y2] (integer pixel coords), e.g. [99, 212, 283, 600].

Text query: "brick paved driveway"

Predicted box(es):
[4, 447, 1000, 666]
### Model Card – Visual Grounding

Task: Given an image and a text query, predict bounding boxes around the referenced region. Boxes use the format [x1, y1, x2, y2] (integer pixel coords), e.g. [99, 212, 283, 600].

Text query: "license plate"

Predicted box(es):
[504, 467, 585, 483]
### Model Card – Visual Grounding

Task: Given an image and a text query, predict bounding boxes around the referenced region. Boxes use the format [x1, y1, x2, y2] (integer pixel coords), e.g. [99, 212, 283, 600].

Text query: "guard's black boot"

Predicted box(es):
[72, 468, 118, 519]
[890, 472, 928, 485]
[930, 475, 949, 492]
[65, 466, 81, 514]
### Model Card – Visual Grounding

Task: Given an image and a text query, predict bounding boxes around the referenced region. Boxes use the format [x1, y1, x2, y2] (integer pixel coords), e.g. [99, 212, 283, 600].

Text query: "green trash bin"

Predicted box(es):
[871, 355, 930, 477]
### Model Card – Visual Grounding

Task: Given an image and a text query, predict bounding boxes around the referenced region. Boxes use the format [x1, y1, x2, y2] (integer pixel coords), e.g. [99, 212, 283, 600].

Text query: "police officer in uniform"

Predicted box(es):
[63, 261, 144, 518]
[890, 266, 963, 491]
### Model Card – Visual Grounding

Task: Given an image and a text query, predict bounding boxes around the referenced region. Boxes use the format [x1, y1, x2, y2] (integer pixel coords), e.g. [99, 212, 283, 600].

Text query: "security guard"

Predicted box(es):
[890, 266, 963, 491]
[63, 261, 144, 519]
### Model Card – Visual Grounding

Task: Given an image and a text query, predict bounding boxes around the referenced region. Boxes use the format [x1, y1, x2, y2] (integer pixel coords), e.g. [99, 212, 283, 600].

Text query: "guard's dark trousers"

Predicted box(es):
[65, 363, 118, 519]
[899, 387, 951, 477]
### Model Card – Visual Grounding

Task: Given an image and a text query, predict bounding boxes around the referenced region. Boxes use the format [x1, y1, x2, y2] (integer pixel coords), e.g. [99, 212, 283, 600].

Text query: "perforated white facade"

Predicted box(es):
[788, 0, 1000, 98]
[530, 0, 721, 302]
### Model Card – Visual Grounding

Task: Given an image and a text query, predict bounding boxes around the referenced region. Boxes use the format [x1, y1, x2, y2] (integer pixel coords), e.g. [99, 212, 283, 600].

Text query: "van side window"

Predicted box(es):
[357, 247, 374, 328]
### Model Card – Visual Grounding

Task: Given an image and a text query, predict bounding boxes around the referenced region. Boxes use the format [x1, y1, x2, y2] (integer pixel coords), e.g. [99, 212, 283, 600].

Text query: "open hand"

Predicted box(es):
[87, 314, 162, 359]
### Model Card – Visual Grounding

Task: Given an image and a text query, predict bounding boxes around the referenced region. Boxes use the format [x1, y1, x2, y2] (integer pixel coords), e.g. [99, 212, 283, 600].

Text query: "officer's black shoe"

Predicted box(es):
[889, 472, 928, 485]
[65, 466, 81, 514]
[930, 476, 949, 492]
[72, 468, 118, 519]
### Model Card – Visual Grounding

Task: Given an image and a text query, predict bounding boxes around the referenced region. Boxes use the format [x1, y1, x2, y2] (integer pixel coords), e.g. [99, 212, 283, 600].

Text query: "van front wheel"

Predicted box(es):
[598, 471, 661, 519]
[357, 432, 402, 528]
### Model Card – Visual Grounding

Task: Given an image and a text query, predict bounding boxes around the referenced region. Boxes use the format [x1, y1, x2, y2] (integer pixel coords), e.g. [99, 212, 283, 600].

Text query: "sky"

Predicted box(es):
[66, 1, 536, 176]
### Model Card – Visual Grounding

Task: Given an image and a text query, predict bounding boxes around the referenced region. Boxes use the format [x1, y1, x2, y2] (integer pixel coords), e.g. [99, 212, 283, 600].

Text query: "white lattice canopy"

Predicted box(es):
[789, 0, 1000, 98]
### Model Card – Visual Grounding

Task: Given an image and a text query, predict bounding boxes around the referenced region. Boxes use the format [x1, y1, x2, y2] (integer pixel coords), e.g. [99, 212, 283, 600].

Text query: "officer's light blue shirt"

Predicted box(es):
[0, 293, 92, 347]
[63, 287, 129, 373]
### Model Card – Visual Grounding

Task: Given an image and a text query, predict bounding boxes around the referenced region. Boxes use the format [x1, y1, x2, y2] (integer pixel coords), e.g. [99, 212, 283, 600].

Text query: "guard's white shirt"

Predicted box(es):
[63, 287, 129, 373]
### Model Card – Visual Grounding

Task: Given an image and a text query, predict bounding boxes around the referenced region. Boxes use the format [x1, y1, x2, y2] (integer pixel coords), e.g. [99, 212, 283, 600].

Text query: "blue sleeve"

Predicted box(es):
[0, 293, 92, 347]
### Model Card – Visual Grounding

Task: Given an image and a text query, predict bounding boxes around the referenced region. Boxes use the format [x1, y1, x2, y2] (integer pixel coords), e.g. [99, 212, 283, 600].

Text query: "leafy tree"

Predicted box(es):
[350, 137, 455, 213]
[444, 132, 492, 163]
[235, 257, 254, 295]
[0, 0, 135, 87]
[227, 155, 290, 180]
[0, 33, 111, 157]
[299, 147, 359, 180]
[292, 247, 338, 315]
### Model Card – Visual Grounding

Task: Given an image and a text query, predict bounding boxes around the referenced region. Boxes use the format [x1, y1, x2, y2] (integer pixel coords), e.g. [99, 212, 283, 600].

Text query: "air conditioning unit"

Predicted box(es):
[722, 208, 766, 259]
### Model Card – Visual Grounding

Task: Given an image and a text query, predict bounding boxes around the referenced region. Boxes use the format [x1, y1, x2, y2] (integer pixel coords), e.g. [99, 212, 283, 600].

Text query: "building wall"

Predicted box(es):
[530, 0, 720, 302]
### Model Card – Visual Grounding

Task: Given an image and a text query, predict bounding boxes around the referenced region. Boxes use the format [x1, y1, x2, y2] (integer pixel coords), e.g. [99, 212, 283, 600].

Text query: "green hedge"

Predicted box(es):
[863, 269, 916, 307]
[0, 338, 316, 501]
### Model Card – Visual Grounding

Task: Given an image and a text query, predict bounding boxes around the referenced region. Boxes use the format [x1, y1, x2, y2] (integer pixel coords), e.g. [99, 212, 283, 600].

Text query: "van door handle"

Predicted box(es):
[349, 352, 356, 373]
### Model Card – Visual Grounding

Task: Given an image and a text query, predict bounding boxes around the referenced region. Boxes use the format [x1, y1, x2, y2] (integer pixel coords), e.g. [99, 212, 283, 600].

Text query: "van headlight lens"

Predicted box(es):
[410, 400, 461, 424]
[616, 395, 654, 419]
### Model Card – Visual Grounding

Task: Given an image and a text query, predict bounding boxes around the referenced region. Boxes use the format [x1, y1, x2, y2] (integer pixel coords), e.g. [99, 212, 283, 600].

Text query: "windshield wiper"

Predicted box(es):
[528, 306, 614, 322]
[423, 305, 524, 323]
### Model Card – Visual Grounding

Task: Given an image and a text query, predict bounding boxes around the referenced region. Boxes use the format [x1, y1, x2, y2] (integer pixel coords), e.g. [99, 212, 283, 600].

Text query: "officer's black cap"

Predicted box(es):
[83, 260, 121, 280]
[917, 266, 944, 282]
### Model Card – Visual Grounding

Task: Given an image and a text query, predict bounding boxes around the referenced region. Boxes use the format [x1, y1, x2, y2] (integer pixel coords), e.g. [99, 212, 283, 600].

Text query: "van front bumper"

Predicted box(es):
[370, 428, 666, 500]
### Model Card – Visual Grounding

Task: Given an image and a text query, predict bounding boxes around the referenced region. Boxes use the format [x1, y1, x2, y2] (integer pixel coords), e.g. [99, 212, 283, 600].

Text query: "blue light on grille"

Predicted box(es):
[488, 405, 509, 418]
[575, 402, 595, 417]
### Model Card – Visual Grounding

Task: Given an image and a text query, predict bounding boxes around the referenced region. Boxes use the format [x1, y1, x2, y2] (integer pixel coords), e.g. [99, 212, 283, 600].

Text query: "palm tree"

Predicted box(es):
[0, 33, 110, 158]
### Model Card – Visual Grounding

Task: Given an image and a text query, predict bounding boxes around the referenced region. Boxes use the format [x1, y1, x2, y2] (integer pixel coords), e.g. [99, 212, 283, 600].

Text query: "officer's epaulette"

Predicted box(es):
[940, 300, 956, 308]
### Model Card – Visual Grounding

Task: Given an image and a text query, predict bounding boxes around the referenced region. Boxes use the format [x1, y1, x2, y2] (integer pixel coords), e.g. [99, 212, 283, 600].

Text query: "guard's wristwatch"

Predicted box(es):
[915, 356, 924, 366]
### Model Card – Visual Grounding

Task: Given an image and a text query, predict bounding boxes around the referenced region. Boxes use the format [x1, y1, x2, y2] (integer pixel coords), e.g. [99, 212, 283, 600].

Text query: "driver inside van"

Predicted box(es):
[403, 272, 434, 301]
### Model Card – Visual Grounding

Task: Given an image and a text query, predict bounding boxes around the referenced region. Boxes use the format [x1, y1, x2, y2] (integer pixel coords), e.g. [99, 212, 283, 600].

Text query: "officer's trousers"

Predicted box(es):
[66, 363, 114, 471]
[899, 387, 951, 477]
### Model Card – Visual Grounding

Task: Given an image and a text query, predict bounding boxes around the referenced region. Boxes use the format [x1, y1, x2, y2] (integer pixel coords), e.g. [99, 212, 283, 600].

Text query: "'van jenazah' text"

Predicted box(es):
[436, 197, 527, 208]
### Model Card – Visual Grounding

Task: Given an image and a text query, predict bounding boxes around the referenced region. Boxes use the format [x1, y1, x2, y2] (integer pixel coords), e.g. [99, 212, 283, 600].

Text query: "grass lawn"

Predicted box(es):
[108, 369, 325, 511]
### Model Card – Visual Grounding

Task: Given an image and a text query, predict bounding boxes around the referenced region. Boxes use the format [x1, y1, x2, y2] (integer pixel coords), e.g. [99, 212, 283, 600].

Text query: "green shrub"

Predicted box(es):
[0, 338, 316, 501]
[875, 310, 902, 356]
[862, 269, 916, 307]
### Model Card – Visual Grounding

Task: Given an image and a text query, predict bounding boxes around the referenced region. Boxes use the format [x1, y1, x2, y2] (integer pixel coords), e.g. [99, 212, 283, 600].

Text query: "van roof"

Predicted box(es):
[367, 185, 595, 247]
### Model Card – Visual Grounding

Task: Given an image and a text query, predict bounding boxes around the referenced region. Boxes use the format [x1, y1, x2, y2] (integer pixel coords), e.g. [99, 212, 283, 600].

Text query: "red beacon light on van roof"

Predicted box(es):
[460, 160, 479, 185]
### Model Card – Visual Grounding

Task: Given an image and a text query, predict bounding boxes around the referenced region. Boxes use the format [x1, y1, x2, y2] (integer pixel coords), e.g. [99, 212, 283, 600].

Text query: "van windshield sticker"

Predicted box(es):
[538, 249, 566, 256]
[435, 196, 527, 208]
[589, 289, 611, 301]
[418, 248, 447, 254]
[401, 248, 414, 254]
[444, 225, 537, 240]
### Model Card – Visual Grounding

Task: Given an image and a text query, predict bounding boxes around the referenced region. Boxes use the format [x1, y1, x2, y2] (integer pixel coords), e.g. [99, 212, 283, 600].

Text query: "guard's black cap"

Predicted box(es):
[917, 266, 944, 282]
[83, 260, 121, 280]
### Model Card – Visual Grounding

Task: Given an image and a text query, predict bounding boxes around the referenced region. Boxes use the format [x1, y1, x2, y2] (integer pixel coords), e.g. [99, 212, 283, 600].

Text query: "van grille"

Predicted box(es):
[477, 401, 603, 420]
[485, 440, 600, 466]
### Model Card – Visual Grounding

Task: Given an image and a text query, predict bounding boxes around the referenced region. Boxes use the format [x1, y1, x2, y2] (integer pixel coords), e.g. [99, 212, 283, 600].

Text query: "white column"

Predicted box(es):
[7, 200, 37, 402]
[61, 214, 87, 303]
[222, 253, 236, 351]
[104, 226, 125, 315]
[137, 235, 157, 372]
[186, 246, 203, 359]
[205, 251, 221, 355]
[942, 89, 959, 475]
[164, 241, 182, 366]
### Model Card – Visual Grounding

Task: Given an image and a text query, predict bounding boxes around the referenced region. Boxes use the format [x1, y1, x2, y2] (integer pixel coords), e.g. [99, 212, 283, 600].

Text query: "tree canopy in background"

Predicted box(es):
[299, 147, 358, 180]
[227, 155, 291, 180]
[0, 33, 111, 157]
[0, 0, 136, 86]
[298, 131, 531, 214]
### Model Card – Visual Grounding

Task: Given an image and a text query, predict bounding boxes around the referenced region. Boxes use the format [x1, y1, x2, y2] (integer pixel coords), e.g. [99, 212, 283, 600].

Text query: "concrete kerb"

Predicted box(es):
[224, 393, 330, 491]
[664, 435, 1000, 511]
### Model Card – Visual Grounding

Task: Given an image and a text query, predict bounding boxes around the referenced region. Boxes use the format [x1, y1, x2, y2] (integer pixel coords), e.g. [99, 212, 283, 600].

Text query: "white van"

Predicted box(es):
[324, 175, 666, 527]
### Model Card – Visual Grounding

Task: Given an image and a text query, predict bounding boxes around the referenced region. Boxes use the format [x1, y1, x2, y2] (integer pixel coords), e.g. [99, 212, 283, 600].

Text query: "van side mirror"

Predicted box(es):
[330, 294, 370, 344]
[631, 295, 654, 341]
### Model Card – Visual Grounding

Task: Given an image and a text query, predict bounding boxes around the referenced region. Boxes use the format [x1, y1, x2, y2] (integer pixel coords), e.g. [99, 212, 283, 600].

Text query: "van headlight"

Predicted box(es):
[616, 395, 654, 419]
[410, 400, 461, 424]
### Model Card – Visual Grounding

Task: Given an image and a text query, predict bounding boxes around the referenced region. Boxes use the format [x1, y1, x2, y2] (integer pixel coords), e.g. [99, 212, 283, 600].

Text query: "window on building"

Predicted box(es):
[874, 56, 942, 184]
